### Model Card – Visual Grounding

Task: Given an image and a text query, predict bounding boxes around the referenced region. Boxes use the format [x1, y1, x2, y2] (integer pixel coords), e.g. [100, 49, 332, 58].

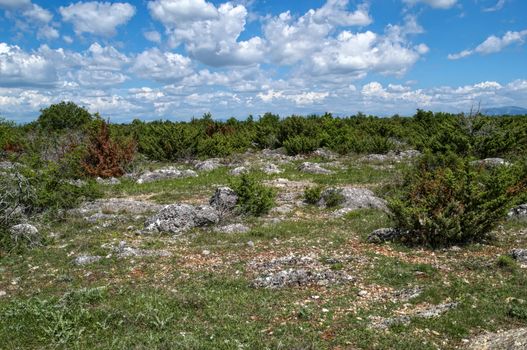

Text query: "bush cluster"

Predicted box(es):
[230, 174, 276, 216]
[388, 151, 526, 247]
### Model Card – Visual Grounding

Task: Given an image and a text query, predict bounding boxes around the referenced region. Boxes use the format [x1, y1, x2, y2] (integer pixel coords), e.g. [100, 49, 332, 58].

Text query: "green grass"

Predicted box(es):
[1, 155, 527, 349]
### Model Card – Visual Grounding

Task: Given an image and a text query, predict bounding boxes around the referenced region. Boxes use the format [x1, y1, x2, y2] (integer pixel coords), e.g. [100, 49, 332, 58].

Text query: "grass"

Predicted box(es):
[1, 152, 526, 349]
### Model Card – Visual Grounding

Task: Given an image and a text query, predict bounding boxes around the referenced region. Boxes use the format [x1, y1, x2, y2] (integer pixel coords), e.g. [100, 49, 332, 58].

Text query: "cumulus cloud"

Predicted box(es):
[60, 1, 136, 37]
[257, 90, 330, 105]
[0, 43, 57, 87]
[148, 0, 264, 66]
[402, 0, 457, 9]
[263, 1, 373, 66]
[144, 30, 162, 43]
[448, 29, 527, 59]
[0, 1, 59, 41]
[0, 0, 31, 10]
[131, 48, 193, 82]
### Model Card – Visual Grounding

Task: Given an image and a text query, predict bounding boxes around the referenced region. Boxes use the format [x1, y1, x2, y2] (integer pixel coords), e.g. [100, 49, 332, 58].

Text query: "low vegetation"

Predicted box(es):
[0, 102, 526, 349]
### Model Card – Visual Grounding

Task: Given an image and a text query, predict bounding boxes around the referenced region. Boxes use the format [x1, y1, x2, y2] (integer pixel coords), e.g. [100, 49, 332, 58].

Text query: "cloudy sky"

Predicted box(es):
[0, 0, 526, 122]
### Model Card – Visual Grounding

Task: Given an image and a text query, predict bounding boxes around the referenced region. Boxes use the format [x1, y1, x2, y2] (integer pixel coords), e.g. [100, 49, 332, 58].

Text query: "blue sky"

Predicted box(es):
[0, 0, 526, 122]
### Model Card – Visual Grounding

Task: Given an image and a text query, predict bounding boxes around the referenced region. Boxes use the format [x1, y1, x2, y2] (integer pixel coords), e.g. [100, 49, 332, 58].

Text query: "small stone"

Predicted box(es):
[74, 255, 103, 266]
[202, 250, 211, 256]
[247, 240, 255, 248]
[358, 290, 369, 297]
[0, 291, 6, 297]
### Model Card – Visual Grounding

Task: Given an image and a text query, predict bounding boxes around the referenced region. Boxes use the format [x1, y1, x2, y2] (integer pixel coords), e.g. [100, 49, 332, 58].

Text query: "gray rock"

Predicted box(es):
[262, 163, 282, 174]
[144, 204, 219, 234]
[195, 159, 222, 171]
[271, 204, 294, 214]
[360, 150, 421, 163]
[9, 224, 42, 247]
[114, 241, 170, 258]
[399, 149, 421, 159]
[509, 204, 527, 220]
[74, 198, 163, 216]
[312, 148, 337, 160]
[74, 255, 103, 266]
[392, 287, 423, 302]
[66, 179, 88, 187]
[137, 167, 197, 184]
[84, 213, 121, 223]
[298, 162, 333, 175]
[471, 158, 510, 168]
[368, 227, 408, 243]
[209, 187, 238, 212]
[230, 166, 248, 175]
[213, 224, 250, 234]
[510, 249, 527, 263]
[0, 161, 16, 170]
[319, 187, 387, 212]
[417, 302, 458, 318]
[370, 302, 458, 329]
[96, 177, 121, 185]
[252, 268, 354, 289]
[467, 327, 527, 350]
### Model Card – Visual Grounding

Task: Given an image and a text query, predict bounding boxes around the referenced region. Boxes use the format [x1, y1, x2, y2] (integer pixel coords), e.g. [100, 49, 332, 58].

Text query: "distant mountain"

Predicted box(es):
[481, 106, 527, 116]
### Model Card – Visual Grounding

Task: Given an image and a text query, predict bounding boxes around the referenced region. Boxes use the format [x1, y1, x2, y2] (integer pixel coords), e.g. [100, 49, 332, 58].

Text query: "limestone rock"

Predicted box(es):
[298, 162, 333, 175]
[144, 204, 219, 234]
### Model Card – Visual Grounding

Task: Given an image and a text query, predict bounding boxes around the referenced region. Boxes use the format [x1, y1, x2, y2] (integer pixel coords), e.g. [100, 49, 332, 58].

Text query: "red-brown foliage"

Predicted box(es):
[81, 121, 136, 178]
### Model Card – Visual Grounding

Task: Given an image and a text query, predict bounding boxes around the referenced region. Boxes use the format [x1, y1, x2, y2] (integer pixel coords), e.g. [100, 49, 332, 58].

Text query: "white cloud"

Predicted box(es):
[403, 0, 457, 9]
[0, 1, 59, 41]
[149, 0, 264, 66]
[448, 29, 527, 59]
[0, 43, 57, 87]
[483, 0, 506, 12]
[257, 89, 330, 105]
[362, 81, 432, 105]
[35, 43, 131, 88]
[60, 1, 136, 37]
[312, 0, 372, 27]
[144, 30, 162, 43]
[0, 0, 31, 10]
[131, 48, 193, 82]
[148, 0, 217, 25]
[37, 25, 60, 40]
[22, 3, 52, 23]
[263, 2, 373, 66]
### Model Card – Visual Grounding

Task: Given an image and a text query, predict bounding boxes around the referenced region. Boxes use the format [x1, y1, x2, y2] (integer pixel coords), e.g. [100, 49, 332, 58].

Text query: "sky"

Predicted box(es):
[0, 0, 526, 122]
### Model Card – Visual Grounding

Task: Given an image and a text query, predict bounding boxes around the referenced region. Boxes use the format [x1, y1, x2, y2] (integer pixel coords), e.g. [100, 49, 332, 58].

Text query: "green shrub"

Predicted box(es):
[283, 135, 320, 155]
[388, 152, 525, 247]
[231, 173, 275, 216]
[29, 165, 101, 213]
[36, 101, 94, 132]
[304, 186, 324, 205]
[496, 255, 518, 270]
[322, 188, 346, 208]
[508, 299, 527, 321]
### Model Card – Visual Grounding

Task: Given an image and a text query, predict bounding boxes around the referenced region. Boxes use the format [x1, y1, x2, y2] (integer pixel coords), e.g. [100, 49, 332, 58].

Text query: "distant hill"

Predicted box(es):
[481, 106, 527, 116]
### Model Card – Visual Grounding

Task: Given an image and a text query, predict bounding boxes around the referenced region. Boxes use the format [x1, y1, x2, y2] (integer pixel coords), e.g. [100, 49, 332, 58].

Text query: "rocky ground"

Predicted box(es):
[1, 149, 526, 349]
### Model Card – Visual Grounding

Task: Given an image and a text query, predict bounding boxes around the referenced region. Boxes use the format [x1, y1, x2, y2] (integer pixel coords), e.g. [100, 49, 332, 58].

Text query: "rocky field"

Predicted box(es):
[1, 148, 527, 349]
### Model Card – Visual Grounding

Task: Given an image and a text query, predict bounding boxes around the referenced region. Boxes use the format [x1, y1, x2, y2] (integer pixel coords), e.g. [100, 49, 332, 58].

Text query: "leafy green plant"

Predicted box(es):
[322, 188, 346, 208]
[304, 186, 324, 205]
[496, 255, 518, 270]
[231, 173, 275, 216]
[283, 135, 320, 155]
[36, 101, 94, 132]
[388, 151, 526, 247]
